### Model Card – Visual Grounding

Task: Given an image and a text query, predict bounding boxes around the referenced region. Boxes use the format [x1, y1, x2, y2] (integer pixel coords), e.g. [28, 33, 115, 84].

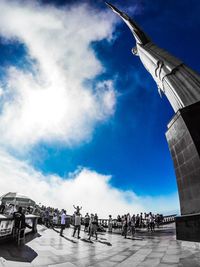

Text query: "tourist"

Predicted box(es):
[127, 213, 131, 233]
[131, 214, 136, 238]
[53, 212, 59, 225]
[60, 209, 67, 236]
[139, 213, 143, 228]
[89, 213, 94, 235]
[121, 215, 124, 233]
[112, 219, 117, 230]
[144, 212, 148, 227]
[149, 212, 155, 232]
[146, 213, 150, 231]
[84, 213, 90, 232]
[155, 214, 163, 228]
[135, 214, 140, 228]
[13, 207, 31, 241]
[44, 208, 50, 228]
[88, 213, 98, 240]
[108, 215, 113, 233]
[13, 206, 26, 230]
[122, 214, 128, 238]
[73, 211, 81, 239]
[73, 205, 82, 214]
[103, 220, 107, 228]
[116, 215, 122, 231]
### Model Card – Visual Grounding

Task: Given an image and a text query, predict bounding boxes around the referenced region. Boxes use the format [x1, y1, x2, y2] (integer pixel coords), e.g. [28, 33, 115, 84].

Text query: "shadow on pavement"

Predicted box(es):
[98, 240, 112, 246]
[81, 238, 93, 243]
[0, 233, 40, 262]
[52, 228, 77, 243]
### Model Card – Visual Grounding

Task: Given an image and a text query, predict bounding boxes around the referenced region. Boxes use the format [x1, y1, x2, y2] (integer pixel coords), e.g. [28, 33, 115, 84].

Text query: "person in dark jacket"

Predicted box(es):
[13, 207, 31, 238]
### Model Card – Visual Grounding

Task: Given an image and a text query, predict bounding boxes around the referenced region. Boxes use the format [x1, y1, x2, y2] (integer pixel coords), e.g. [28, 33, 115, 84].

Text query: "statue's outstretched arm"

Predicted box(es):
[105, 2, 150, 45]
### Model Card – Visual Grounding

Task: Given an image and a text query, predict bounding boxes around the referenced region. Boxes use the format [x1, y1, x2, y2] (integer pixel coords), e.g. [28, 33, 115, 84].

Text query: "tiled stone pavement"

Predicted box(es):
[0, 224, 200, 267]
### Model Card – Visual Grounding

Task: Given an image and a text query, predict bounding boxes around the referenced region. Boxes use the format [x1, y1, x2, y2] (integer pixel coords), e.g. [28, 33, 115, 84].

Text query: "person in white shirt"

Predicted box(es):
[72, 212, 81, 239]
[60, 210, 67, 236]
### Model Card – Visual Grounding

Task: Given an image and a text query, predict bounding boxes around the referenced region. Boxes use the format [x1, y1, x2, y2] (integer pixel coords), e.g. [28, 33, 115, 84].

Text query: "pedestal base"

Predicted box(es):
[176, 214, 200, 242]
[166, 101, 200, 242]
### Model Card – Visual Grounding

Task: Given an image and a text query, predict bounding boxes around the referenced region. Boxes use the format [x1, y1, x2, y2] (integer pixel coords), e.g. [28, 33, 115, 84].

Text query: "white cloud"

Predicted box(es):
[0, 150, 179, 217]
[0, 0, 117, 150]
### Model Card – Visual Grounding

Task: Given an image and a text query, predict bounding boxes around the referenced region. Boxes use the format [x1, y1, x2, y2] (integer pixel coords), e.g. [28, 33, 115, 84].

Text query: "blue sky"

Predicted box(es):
[32, 0, 199, 194]
[0, 0, 199, 216]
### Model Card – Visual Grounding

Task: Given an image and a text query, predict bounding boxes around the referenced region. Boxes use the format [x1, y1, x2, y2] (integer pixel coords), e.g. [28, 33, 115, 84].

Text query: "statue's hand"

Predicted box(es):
[132, 47, 138, 56]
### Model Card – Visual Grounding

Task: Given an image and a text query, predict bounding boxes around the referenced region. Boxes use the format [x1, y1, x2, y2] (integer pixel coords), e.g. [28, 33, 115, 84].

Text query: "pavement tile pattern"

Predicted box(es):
[0, 224, 200, 267]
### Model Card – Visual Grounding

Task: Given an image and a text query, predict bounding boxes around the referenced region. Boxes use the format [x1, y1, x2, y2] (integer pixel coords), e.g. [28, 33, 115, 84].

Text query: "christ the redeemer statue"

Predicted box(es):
[106, 2, 200, 112]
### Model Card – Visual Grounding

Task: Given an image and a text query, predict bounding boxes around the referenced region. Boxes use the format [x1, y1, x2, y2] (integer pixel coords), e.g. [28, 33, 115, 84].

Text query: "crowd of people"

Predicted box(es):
[59, 206, 99, 240]
[0, 200, 164, 241]
[106, 212, 164, 238]
[36, 205, 164, 240]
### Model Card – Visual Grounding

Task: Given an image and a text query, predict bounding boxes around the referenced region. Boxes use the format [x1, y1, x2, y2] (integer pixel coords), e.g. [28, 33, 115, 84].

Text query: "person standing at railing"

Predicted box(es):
[144, 212, 148, 227]
[88, 214, 94, 240]
[44, 208, 50, 228]
[131, 214, 136, 238]
[13, 207, 26, 231]
[139, 213, 143, 228]
[13, 206, 32, 244]
[122, 214, 128, 238]
[146, 213, 150, 231]
[108, 215, 113, 233]
[135, 214, 140, 228]
[116, 215, 122, 230]
[126, 213, 132, 234]
[155, 214, 161, 228]
[149, 212, 155, 232]
[160, 214, 164, 225]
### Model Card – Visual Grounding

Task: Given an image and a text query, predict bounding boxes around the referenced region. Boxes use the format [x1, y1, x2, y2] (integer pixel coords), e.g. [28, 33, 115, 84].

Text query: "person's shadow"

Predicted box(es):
[0, 233, 40, 263]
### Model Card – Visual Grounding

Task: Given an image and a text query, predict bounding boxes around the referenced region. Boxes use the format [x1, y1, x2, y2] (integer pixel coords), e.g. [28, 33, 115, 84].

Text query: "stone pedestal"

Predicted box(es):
[166, 101, 200, 242]
[176, 213, 200, 242]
